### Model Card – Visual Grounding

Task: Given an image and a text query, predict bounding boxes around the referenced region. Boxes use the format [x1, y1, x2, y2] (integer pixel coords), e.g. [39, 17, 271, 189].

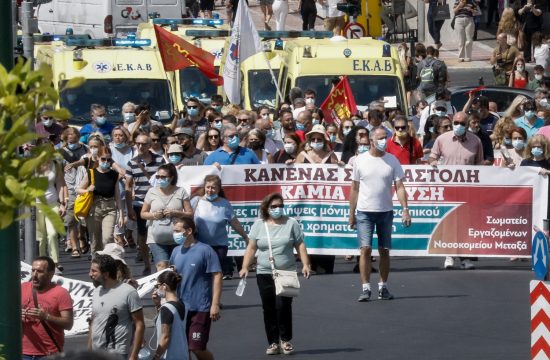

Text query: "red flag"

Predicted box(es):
[319, 76, 357, 127]
[154, 25, 223, 86]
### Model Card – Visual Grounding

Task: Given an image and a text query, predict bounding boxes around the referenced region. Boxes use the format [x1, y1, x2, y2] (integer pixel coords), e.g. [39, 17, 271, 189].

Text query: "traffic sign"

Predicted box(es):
[344, 22, 365, 39]
[530, 281, 550, 359]
[533, 231, 549, 280]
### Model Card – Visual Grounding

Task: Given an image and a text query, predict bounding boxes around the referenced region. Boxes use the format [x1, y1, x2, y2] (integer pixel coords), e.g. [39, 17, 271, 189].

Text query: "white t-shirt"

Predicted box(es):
[417, 100, 456, 136]
[352, 152, 405, 212]
[534, 44, 550, 77]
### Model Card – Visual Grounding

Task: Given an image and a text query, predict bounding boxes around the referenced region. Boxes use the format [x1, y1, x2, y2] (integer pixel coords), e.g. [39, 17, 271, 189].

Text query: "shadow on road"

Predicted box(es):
[294, 347, 363, 355]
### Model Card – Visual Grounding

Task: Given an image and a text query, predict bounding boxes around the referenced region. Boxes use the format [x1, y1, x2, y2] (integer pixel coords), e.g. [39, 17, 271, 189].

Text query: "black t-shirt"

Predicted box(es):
[93, 169, 119, 198]
[273, 149, 295, 164]
[519, 0, 543, 31]
[62, 144, 88, 164]
[520, 158, 550, 169]
[160, 301, 185, 325]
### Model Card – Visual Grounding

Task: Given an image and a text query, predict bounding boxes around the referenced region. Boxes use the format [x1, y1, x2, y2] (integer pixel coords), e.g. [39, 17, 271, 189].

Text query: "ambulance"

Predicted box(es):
[34, 37, 175, 126]
[276, 36, 407, 113]
[139, 18, 229, 109]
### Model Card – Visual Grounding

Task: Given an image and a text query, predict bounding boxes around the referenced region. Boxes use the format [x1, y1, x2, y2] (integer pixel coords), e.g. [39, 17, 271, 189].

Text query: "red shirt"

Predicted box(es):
[21, 282, 73, 356]
[386, 135, 424, 165]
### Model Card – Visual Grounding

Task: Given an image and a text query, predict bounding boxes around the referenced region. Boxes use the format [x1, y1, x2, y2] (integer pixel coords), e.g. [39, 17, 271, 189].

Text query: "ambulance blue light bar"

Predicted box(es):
[153, 18, 223, 26]
[65, 38, 151, 47]
[22, 34, 91, 42]
[184, 30, 230, 38]
[257, 31, 333, 39]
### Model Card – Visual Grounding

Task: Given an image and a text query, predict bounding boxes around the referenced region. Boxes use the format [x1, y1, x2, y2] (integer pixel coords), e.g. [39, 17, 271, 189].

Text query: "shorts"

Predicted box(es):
[200, 0, 214, 11]
[133, 205, 147, 236]
[149, 243, 177, 265]
[186, 311, 212, 351]
[64, 195, 77, 227]
[356, 211, 394, 249]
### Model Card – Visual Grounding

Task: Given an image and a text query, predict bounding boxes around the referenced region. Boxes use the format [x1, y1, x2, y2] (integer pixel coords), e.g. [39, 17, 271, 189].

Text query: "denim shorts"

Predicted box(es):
[149, 243, 177, 265]
[356, 211, 394, 249]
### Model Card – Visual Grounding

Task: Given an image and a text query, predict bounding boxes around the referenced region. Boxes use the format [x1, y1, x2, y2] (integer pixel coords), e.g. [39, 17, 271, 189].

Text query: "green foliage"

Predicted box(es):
[0, 60, 82, 232]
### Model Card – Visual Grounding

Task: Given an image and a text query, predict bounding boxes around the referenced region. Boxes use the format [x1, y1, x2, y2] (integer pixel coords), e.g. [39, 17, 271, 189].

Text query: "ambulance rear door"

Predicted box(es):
[112, 0, 149, 37]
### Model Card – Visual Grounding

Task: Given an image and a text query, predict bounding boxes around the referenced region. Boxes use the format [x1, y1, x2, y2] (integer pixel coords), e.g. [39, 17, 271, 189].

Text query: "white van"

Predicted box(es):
[36, 0, 186, 39]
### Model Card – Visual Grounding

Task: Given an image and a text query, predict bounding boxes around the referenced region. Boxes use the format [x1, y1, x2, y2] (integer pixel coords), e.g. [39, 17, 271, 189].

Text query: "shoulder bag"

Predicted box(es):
[74, 168, 94, 219]
[264, 221, 300, 298]
[433, 1, 451, 21]
[149, 189, 179, 244]
[32, 287, 62, 353]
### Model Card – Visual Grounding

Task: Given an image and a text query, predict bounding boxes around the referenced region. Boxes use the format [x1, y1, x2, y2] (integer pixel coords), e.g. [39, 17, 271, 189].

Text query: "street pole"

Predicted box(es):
[24, 207, 38, 264]
[0, 1, 21, 360]
[417, 0, 425, 43]
[20, 1, 34, 63]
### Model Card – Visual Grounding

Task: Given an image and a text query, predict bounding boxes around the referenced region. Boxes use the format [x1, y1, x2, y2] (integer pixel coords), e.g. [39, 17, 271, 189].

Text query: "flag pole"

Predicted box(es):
[260, 50, 284, 104]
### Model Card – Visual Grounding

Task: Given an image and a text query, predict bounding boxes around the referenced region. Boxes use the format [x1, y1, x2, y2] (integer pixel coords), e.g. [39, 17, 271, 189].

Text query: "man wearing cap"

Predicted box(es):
[174, 128, 208, 166]
[429, 112, 483, 270]
[204, 124, 260, 166]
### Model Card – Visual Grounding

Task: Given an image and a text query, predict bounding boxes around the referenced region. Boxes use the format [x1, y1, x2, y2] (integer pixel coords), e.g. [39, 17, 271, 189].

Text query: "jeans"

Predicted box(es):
[22, 355, 47, 360]
[37, 204, 60, 263]
[455, 16, 475, 60]
[149, 243, 177, 266]
[356, 211, 394, 249]
[88, 196, 116, 253]
[257, 274, 293, 344]
[427, 7, 444, 44]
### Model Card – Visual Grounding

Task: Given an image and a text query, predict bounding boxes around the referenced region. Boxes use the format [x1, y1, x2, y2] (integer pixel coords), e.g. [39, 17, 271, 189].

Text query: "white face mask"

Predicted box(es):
[90, 148, 99, 156]
[535, 74, 543, 81]
[517, 65, 524, 72]
[305, 98, 315, 105]
[283, 143, 295, 154]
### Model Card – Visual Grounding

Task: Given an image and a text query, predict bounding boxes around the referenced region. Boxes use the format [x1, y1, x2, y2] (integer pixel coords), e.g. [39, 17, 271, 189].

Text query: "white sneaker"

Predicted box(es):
[444, 257, 454, 269]
[461, 259, 475, 270]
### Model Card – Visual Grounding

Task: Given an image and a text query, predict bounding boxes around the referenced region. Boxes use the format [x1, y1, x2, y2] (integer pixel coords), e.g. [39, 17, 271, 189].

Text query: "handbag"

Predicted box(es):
[450, 16, 456, 30]
[74, 169, 94, 219]
[264, 221, 300, 298]
[433, 2, 451, 21]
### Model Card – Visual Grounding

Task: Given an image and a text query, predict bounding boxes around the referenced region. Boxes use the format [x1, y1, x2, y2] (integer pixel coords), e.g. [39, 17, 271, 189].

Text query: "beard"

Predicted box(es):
[92, 279, 104, 288]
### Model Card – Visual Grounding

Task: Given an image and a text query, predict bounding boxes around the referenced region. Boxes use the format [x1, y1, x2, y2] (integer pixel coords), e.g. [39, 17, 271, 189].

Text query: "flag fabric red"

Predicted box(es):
[154, 25, 223, 86]
[319, 76, 357, 126]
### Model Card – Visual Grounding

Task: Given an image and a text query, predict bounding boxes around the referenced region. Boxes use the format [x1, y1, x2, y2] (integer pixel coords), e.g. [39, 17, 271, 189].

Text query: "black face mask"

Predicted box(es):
[249, 142, 262, 150]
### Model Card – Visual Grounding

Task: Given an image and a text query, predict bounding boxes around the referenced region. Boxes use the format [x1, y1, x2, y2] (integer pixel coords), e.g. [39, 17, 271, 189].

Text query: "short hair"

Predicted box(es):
[426, 46, 436, 56]
[289, 87, 303, 102]
[247, 128, 266, 146]
[112, 126, 130, 142]
[369, 127, 387, 141]
[33, 256, 55, 272]
[211, 94, 224, 104]
[278, 108, 293, 119]
[304, 89, 316, 97]
[222, 114, 237, 125]
[61, 127, 80, 142]
[477, 96, 490, 109]
[90, 104, 105, 114]
[157, 270, 182, 291]
[415, 43, 427, 58]
[92, 254, 118, 279]
[523, 99, 537, 110]
[534, 65, 544, 73]
[222, 123, 237, 137]
[259, 193, 284, 220]
[158, 163, 178, 185]
[121, 102, 136, 113]
[187, 97, 201, 105]
[136, 102, 151, 114]
[368, 109, 384, 122]
[174, 216, 196, 233]
[392, 115, 408, 126]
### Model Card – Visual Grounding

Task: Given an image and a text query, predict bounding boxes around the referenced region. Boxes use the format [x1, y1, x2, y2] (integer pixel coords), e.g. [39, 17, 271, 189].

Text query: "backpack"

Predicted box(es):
[419, 59, 436, 86]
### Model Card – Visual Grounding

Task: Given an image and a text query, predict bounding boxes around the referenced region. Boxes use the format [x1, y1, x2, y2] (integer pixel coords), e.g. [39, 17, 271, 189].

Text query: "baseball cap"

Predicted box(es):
[96, 243, 126, 265]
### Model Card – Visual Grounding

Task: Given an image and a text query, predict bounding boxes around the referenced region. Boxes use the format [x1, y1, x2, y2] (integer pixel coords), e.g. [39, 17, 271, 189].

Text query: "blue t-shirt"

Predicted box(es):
[514, 116, 544, 139]
[80, 122, 115, 144]
[204, 147, 260, 165]
[169, 242, 222, 312]
[192, 196, 235, 247]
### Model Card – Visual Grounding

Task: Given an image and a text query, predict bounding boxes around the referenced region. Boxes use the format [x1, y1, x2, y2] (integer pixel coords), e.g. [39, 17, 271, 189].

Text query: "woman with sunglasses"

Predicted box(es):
[141, 164, 193, 272]
[295, 124, 339, 165]
[151, 270, 188, 360]
[240, 193, 311, 356]
[76, 147, 124, 255]
[197, 127, 223, 152]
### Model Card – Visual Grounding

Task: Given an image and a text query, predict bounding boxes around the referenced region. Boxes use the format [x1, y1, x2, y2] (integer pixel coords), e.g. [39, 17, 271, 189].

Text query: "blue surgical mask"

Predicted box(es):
[68, 143, 78, 150]
[310, 142, 324, 150]
[188, 108, 199, 117]
[156, 289, 166, 298]
[329, 134, 337, 143]
[269, 207, 284, 219]
[114, 142, 126, 149]
[228, 135, 240, 150]
[214, 121, 223, 129]
[169, 154, 182, 164]
[95, 116, 106, 126]
[312, 119, 320, 126]
[99, 161, 111, 170]
[429, 127, 434, 133]
[158, 178, 171, 188]
[358, 145, 370, 153]
[206, 194, 218, 201]
[173, 232, 185, 245]
[375, 139, 387, 152]
[123, 113, 135, 123]
[295, 123, 305, 131]
[512, 139, 525, 150]
[266, 129, 274, 139]
[525, 110, 536, 119]
[435, 111, 447, 117]
[214, 105, 222, 112]
[343, 128, 351, 136]
[42, 119, 53, 127]
[453, 124, 466, 137]
[532, 147, 544, 158]
[503, 138, 512, 146]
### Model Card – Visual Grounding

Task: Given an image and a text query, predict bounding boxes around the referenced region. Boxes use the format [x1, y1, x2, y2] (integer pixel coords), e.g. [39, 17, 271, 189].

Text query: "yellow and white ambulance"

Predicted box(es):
[276, 36, 407, 113]
[35, 37, 176, 126]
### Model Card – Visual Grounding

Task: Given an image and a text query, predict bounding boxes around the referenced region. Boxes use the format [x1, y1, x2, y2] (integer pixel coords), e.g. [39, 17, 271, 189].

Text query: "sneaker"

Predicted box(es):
[444, 256, 454, 269]
[378, 287, 394, 300]
[461, 259, 475, 270]
[357, 289, 371, 302]
[266, 343, 280, 355]
[281, 341, 294, 355]
[222, 274, 233, 280]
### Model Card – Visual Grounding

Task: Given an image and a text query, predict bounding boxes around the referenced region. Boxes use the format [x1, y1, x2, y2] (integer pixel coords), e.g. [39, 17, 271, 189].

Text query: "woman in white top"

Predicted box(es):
[246, 128, 272, 164]
[272, 0, 289, 31]
[533, 32, 550, 77]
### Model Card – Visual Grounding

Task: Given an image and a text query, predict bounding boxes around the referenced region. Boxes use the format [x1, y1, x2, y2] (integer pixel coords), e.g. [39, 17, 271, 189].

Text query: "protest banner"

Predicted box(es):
[179, 164, 547, 258]
[21, 262, 167, 336]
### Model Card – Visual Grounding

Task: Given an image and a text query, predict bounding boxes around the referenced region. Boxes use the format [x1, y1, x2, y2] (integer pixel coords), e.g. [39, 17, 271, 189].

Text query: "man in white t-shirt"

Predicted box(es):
[349, 128, 411, 302]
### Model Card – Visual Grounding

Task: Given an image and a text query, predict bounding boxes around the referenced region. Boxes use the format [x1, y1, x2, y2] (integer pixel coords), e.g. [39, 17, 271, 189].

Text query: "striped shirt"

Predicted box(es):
[126, 152, 165, 205]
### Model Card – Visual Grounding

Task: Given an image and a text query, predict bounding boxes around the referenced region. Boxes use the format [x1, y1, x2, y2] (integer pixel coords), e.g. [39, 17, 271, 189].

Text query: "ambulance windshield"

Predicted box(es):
[295, 75, 404, 111]
[179, 67, 219, 104]
[59, 79, 172, 125]
[248, 69, 280, 108]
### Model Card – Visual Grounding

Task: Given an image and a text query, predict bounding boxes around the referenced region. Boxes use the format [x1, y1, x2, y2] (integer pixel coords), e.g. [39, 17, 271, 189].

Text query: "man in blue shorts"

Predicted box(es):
[170, 217, 222, 360]
[349, 128, 411, 302]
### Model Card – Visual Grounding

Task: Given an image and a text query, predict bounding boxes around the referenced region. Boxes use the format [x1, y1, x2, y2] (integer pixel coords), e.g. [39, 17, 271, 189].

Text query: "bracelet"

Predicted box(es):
[402, 207, 409, 211]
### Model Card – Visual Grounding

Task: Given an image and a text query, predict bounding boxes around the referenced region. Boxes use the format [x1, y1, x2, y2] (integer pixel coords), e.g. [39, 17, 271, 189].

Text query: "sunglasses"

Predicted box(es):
[395, 126, 407, 131]
[238, 118, 249, 122]
[157, 175, 170, 180]
[453, 121, 466, 126]
[151, 138, 161, 143]
[310, 138, 324, 143]
[99, 157, 111, 162]
[167, 141, 178, 145]
[187, 106, 198, 109]
[270, 204, 284, 209]
[208, 135, 219, 139]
